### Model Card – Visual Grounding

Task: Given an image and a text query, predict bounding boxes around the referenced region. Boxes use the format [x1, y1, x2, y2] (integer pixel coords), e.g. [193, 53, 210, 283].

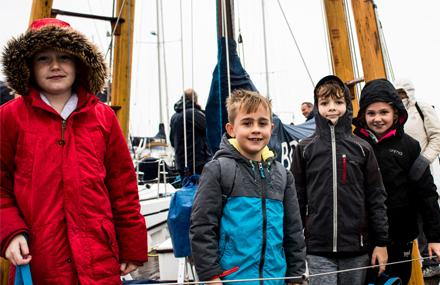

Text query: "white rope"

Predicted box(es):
[221, 0, 232, 98]
[159, 0, 170, 142]
[179, 0, 185, 92]
[260, 0, 270, 98]
[344, 0, 362, 99]
[276, 0, 314, 88]
[235, 1, 246, 68]
[105, 0, 127, 59]
[191, 0, 196, 175]
[320, 0, 333, 75]
[372, 2, 394, 82]
[180, 1, 188, 171]
[130, 254, 438, 285]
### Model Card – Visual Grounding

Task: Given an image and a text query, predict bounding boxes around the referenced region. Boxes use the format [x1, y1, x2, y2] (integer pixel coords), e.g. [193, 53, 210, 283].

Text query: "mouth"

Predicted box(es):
[47, 75, 65, 80]
[248, 138, 263, 142]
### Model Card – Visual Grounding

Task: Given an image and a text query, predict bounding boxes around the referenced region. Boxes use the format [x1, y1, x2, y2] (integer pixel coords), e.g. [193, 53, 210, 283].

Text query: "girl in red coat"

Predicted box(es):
[0, 18, 148, 284]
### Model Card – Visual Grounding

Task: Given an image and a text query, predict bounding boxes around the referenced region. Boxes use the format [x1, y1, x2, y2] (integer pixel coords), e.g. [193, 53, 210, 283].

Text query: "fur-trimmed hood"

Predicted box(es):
[2, 18, 107, 95]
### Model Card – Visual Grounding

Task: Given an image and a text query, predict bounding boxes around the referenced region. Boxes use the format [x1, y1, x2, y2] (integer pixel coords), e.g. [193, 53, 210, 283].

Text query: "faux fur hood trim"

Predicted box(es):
[2, 23, 107, 95]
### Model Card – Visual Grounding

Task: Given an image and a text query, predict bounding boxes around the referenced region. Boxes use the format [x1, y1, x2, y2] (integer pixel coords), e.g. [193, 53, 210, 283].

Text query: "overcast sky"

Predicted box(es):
[1, 0, 439, 136]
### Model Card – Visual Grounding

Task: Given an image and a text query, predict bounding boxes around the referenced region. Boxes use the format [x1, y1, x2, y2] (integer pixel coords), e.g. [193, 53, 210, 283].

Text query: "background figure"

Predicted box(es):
[395, 78, 440, 278]
[300, 101, 314, 121]
[170, 88, 212, 177]
[0, 81, 14, 105]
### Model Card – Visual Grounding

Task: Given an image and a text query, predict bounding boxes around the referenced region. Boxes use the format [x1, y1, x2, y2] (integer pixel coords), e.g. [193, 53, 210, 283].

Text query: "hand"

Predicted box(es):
[371, 246, 387, 275]
[428, 242, 440, 262]
[120, 262, 138, 275]
[5, 234, 31, 266]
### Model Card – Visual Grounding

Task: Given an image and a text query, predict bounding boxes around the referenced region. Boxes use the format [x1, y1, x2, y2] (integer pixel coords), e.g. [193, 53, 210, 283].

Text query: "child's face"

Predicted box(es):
[317, 96, 346, 124]
[365, 102, 397, 138]
[226, 104, 273, 161]
[32, 49, 76, 97]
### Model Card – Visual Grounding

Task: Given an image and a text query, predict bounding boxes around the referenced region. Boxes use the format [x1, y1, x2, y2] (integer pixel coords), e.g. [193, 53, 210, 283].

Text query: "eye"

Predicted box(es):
[59, 54, 73, 61]
[35, 55, 50, 62]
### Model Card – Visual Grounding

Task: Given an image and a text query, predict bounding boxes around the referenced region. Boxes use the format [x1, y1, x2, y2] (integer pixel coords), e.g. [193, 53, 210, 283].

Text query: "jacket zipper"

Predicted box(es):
[342, 154, 347, 184]
[258, 162, 266, 285]
[331, 125, 337, 252]
[59, 119, 66, 146]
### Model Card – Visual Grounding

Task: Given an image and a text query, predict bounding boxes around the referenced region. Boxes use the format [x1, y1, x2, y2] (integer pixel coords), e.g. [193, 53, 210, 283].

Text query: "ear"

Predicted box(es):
[270, 122, 274, 134]
[225, 122, 235, 137]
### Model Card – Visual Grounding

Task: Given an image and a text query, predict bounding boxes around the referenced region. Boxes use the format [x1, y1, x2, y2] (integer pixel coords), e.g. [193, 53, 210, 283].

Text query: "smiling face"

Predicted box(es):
[226, 104, 274, 161]
[32, 49, 76, 98]
[317, 96, 347, 125]
[364, 101, 398, 138]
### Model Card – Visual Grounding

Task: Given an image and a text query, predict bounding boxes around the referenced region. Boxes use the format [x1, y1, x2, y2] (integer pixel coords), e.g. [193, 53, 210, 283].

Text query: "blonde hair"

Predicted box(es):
[226, 89, 272, 123]
[315, 81, 345, 101]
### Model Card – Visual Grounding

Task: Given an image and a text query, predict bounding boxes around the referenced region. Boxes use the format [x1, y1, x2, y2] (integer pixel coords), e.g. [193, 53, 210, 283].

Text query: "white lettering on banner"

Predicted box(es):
[281, 140, 299, 169]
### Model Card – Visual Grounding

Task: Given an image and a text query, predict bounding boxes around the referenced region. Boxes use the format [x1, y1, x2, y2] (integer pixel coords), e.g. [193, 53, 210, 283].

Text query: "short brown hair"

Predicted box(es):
[315, 81, 345, 101]
[226, 89, 272, 123]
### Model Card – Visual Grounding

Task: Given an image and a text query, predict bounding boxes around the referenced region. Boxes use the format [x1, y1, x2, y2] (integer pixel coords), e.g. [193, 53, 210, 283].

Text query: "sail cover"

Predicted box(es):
[205, 38, 315, 168]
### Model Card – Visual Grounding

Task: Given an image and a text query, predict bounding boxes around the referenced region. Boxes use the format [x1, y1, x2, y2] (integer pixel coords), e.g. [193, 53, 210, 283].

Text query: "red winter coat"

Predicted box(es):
[0, 88, 148, 284]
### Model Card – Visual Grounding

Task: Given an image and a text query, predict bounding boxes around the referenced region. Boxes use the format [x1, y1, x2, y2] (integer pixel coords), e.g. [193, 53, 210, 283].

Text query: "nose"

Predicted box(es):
[328, 101, 337, 110]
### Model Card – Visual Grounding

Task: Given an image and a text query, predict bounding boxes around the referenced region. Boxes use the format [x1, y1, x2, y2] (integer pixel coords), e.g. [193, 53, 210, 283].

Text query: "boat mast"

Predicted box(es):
[351, 0, 386, 81]
[29, 0, 53, 23]
[216, 0, 234, 40]
[323, 0, 360, 115]
[111, 0, 136, 139]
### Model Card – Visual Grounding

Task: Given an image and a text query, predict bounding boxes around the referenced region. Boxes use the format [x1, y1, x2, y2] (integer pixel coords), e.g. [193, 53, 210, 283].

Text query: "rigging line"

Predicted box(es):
[344, 0, 362, 98]
[86, 0, 104, 49]
[191, 0, 196, 175]
[107, 0, 117, 80]
[222, 0, 232, 98]
[179, 0, 188, 170]
[104, 0, 127, 60]
[127, 254, 439, 285]
[235, 0, 246, 68]
[179, 0, 185, 92]
[320, 0, 333, 75]
[159, 0, 170, 142]
[373, 2, 394, 81]
[260, 0, 271, 98]
[276, 0, 314, 88]
[155, 0, 164, 125]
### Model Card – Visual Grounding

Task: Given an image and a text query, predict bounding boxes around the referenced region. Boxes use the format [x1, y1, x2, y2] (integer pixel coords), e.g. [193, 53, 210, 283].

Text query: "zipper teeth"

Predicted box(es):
[258, 162, 266, 283]
[331, 126, 337, 252]
[342, 154, 347, 184]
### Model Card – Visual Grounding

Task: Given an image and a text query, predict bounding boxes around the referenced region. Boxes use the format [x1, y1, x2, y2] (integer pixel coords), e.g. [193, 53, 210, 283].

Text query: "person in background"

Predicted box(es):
[301, 101, 314, 121]
[0, 81, 14, 105]
[190, 89, 306, 285]
[0, 18, 148, 284]
[170, 88, 212, 177]
[353, 78, 440, 284]
[394, 78, 440, 278]
[292, 75, 388, 284]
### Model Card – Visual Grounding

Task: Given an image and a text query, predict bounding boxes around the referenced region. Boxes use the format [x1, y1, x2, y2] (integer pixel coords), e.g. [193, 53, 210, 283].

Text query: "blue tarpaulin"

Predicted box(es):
[205, 37, 315, 166]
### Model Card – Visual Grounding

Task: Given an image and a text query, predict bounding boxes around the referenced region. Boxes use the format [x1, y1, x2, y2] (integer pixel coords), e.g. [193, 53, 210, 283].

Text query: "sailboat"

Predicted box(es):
[8, 1, 437, 284]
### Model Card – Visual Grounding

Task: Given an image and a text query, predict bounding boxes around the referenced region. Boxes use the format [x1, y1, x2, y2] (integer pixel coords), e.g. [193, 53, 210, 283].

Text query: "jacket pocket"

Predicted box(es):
[88, 127, 107, 171]
[15, 131, 38, 178]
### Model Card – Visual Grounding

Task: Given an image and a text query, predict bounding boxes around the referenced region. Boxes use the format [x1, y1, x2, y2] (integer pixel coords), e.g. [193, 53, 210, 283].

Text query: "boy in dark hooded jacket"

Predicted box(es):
[190, 89, 306, 285]
[291, 75, 389, 284]
[353, 78, 440, 284]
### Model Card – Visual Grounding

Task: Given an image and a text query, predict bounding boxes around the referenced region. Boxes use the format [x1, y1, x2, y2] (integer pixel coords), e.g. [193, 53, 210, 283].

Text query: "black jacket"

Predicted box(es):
[169, 97, 212, 173]
[291, 75, 389, 254]
[353, 79, 440, 243]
